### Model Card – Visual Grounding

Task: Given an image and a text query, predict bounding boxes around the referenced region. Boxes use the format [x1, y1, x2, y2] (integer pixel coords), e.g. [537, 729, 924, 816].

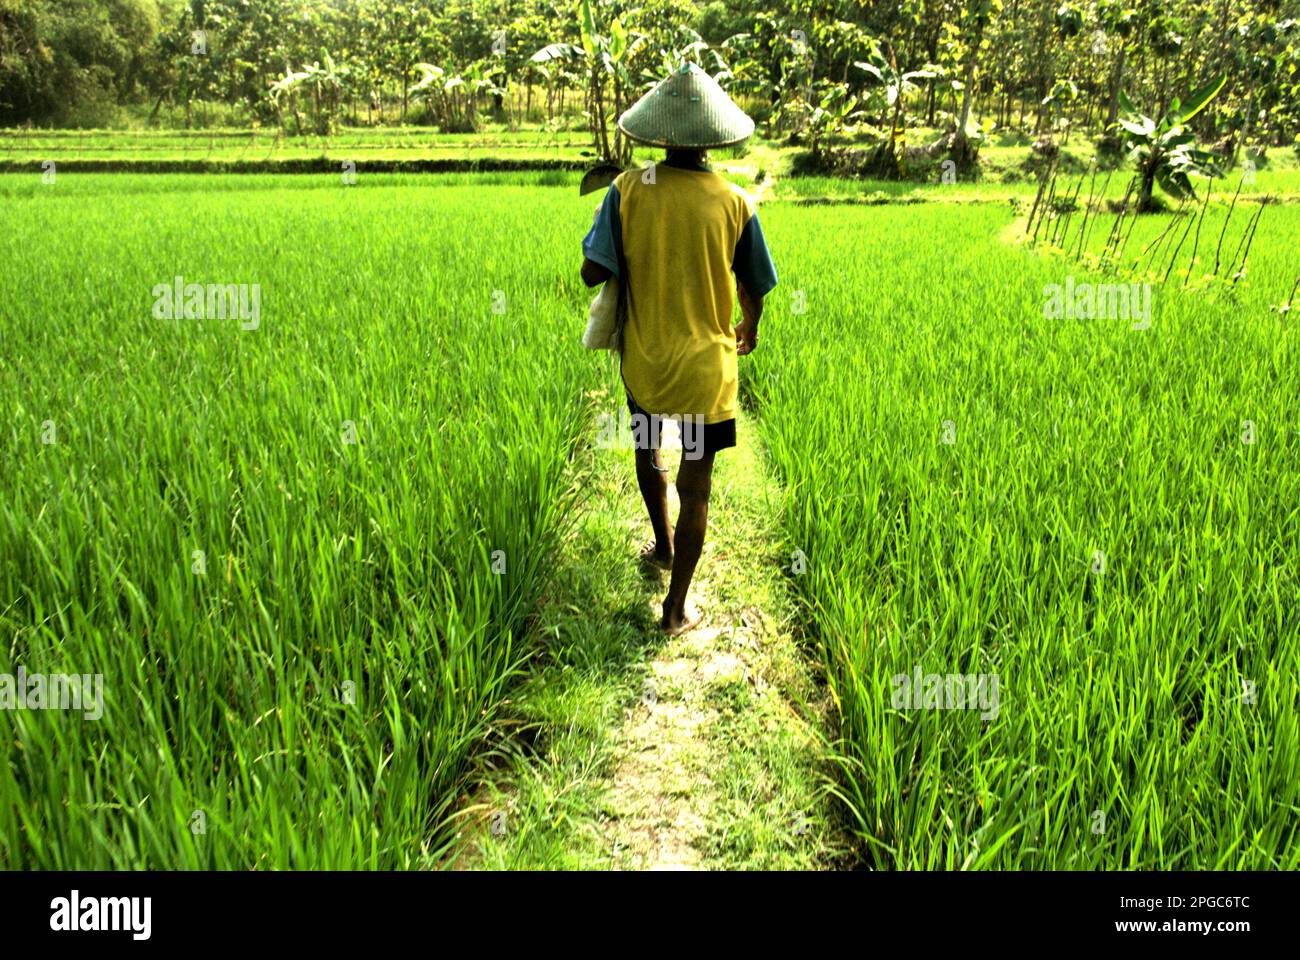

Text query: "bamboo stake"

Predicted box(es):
[1113, 191, 1142, 273]
[1075, 167, 1108, 258]
[1212, 175, 1245, 276]
[1045, 172, 1066, 245]
[1103, 177, 1137, 264]
[1163, 202, 1197, 284]
[1183, 177, 1213, 287]
[1230, 200, 1266, 284]
[1025, 157, 1054, 237]
[1227, 198, 1263, 280]
[1281, 275, 1300, 312]
[1033, 167, 1059, 244]
[1080, 169, 1112, 258]
[1050, 172, 1072, 245]
[1139, 202, 1185, 273]
[1055, 171, 1086, 246]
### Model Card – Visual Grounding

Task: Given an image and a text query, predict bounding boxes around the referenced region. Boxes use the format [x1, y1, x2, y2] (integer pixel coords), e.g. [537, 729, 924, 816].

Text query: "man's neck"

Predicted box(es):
[663, 151, 710, 172]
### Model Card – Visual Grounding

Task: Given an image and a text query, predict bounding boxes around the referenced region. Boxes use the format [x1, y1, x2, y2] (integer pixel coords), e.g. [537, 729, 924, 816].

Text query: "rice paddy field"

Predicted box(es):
[0, 167, 1296, 869]
[0, 174, 599, 867]
[753, 201, 1300, 868]
[0, 126, 597, 163]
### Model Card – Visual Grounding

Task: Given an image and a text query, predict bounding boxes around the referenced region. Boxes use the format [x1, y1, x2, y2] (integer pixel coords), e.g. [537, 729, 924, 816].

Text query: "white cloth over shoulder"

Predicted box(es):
[583, 277, 621, 351]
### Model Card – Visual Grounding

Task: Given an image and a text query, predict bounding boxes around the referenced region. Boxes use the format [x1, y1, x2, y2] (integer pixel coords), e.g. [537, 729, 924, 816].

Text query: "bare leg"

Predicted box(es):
[634, 445, 673, 566]
[661, 451, 715, 633]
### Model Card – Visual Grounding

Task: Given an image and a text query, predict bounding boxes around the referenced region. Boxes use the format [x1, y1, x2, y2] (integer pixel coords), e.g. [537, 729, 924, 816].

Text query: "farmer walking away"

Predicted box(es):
[580, 64, 778, 636]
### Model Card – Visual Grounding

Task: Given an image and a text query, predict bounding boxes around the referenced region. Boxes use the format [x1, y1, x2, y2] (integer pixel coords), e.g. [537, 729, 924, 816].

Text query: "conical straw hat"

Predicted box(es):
[618, 63, 754, 149]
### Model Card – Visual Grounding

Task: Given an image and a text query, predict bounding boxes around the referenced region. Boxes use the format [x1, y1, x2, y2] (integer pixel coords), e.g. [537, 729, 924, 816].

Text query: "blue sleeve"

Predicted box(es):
[582, 183, 622, 278]
[732, 210, 777, 299]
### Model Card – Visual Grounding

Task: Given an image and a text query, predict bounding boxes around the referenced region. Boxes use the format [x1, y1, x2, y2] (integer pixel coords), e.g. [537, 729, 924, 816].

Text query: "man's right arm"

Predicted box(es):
[732, 206, 777, 356]
[582, 183, 622, 288]
[581, 258, 613, 288]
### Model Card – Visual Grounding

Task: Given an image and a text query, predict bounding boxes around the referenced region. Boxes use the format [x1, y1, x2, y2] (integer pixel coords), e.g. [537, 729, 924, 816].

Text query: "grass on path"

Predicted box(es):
[445, 398, 852, 869]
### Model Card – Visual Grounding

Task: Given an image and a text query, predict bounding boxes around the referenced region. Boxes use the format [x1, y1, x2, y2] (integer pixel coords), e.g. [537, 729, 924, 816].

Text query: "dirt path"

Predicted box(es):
[601, 412, 827, 868]
[449, 404, 847, 870]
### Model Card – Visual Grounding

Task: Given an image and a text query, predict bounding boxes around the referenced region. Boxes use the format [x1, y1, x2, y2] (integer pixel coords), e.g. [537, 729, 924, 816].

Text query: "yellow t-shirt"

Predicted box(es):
[583, 162, 777, 425]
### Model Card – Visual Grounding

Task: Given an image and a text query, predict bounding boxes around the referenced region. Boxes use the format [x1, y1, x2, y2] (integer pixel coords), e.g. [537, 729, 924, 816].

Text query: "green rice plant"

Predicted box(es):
[0, 175, 605, 868]
[751, 201, 1299, 868]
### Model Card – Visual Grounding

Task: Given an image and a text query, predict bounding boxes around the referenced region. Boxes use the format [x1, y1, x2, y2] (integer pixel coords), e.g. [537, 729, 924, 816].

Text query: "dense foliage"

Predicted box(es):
[1, 0, 1297, 158]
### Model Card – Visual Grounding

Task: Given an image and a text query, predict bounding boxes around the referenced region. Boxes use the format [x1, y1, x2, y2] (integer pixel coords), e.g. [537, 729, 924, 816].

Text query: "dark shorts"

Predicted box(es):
[625, 392, 736, 457]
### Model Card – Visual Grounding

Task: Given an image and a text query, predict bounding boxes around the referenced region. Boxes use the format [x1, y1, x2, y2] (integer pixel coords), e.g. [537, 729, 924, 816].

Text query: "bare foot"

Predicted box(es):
[639, 538, 673, 571]
[659, 601, 703, 636]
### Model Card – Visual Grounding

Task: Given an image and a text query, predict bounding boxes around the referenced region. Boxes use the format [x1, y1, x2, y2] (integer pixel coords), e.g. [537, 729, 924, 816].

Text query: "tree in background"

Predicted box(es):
[951, 0, 1001, 170]
[0, 0, 164, 126]
[0, 0, 1297, 175]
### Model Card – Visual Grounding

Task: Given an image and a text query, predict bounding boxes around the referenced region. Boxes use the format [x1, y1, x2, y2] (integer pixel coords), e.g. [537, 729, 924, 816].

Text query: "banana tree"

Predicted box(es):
[854, 47, 937, 176]
[528, 46, 582, 125]
[1117, 76, 1226, 212]
[410, 64, 457, 131]
[530, 0, 640, 164]
[269, 67, 310, 135]
[642, 28, 741, 130]
[806, 81, 859, 158]
[300, 51, 351, 135]
[753, 13, 815, 139]
[650, 27, 734, 83]
[411, 62, 503, 132]
[718, 32, 763, 99]
[602, 14, 642, 165]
